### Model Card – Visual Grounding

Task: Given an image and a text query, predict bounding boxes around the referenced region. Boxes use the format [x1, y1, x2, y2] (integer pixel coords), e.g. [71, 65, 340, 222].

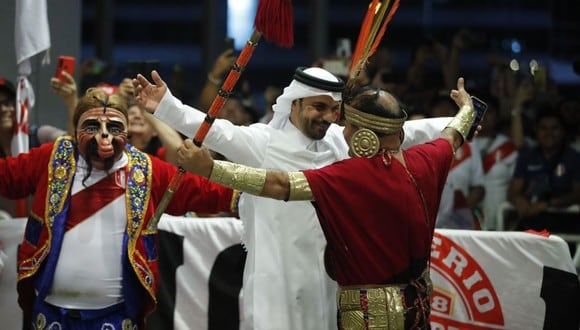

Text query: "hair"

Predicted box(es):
[347, 85, 406, 120]
[73, 87, 128, 131]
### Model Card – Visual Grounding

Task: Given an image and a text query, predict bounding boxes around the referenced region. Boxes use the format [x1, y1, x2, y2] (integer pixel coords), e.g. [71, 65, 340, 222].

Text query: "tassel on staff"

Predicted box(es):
[148, 0, 294, 230]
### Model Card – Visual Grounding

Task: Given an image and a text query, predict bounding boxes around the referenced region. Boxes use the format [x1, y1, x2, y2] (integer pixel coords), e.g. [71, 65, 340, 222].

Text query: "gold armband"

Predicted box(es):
[288, 172, 313, 201]
[445, 105, 475, 143]
[209, 160, 266, 196]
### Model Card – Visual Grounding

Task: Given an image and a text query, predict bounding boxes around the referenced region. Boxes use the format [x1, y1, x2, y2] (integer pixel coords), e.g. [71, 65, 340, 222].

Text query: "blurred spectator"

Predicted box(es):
[167, 64, 195, 106]
[127, 103, 163, 156]
[472, 94, 518, 230]
[507, 110, 580, 232]
[556, 96, 580, 152]
[507, 74, 538, 149]
[217, 93, 259, 126]
[198, 48, 235, 111]
[404, 29, 468, 115]
[1, 77, 67, 217]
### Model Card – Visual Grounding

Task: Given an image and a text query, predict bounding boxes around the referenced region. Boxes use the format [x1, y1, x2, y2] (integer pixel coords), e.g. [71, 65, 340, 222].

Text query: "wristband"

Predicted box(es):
[207, 73, 222, 86]
[445, 105, 475, 143]
[288, 172, 313, 201]
[209, 160, 266, 196]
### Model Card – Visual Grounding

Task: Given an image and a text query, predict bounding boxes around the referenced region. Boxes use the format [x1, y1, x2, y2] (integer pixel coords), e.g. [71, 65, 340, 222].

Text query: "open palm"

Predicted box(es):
[133, 70, 168, 113]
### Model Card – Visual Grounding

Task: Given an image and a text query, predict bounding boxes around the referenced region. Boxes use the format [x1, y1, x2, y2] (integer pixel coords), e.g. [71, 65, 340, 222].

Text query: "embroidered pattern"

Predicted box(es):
[46, 138, 75, 227]
[126, 145, 150, 238]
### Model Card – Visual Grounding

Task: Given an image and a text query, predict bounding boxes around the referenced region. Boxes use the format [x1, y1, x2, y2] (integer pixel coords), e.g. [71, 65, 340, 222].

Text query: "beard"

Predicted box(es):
[305, 120, 331, 140]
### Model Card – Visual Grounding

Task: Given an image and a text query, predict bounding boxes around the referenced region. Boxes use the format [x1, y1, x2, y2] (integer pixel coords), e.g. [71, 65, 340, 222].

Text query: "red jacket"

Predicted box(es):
[0, 136, 236, 326]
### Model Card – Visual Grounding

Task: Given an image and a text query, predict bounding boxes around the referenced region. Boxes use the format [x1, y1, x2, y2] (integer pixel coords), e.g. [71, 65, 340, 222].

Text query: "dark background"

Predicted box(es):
[80, 0, 579, 111]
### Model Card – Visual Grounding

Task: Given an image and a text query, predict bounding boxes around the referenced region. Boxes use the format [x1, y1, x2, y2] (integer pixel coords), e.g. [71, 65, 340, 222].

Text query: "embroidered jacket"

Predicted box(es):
[0, 136, 236, 325]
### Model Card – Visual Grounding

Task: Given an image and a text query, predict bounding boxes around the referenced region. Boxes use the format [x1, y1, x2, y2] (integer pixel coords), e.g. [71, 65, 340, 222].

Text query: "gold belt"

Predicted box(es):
[337, 285, 405, 330]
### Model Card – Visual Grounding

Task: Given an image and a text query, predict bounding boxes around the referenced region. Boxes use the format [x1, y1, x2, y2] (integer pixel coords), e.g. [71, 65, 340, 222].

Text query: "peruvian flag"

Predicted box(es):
[13, 0, 51, 156]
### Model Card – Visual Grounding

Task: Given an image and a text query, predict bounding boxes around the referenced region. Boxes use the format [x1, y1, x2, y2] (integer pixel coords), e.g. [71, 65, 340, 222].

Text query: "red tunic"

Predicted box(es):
[302, 138, 454, 286]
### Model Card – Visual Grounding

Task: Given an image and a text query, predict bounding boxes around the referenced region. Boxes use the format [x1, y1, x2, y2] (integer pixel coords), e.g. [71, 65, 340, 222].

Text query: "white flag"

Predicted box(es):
[13, 0, 51, 156]
[15, 0, 51, 66]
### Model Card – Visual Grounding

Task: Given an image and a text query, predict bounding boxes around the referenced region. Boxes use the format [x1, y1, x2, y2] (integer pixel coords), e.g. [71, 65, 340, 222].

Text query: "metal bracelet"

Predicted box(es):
[445, 105, 474, 143]
[209, 160, 266, 196]
[288, 172, 313, 201]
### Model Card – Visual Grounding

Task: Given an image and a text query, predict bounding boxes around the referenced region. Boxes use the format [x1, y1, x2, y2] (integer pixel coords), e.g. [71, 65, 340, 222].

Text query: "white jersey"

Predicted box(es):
[473, 134, 518, 230]
[155, 90, 450, 330]
[45, 154, 128, 309]
[436, 142, 485, 230]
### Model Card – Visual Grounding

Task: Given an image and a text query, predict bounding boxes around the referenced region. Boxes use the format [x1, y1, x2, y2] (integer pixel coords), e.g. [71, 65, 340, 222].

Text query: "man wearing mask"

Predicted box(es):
[0, 88, 236, 329]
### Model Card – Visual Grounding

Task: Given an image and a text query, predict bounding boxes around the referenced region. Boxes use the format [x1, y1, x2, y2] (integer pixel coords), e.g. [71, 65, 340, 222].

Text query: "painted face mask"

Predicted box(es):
[76, 106, 128, 169]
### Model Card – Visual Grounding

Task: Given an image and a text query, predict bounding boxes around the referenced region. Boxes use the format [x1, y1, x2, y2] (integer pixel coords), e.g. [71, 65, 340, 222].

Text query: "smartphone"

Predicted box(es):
[55, 56, 75, 82]
[466, 96, 488, 140]
[224, 37, 235, 51]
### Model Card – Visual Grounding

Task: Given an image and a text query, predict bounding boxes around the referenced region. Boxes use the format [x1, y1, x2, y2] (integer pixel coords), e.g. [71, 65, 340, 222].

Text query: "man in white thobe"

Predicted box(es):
[134, 67, 450, 330]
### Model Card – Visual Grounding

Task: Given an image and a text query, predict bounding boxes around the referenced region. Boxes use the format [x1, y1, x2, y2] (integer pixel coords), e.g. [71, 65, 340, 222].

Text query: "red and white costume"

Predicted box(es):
[436, 142, 485, 229]
[0, 137, 236, 329]
[473, 134, 518, 230]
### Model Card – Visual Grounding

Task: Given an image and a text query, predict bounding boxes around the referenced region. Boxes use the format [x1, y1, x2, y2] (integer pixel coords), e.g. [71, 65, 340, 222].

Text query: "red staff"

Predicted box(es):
[148, 0, 293, 229]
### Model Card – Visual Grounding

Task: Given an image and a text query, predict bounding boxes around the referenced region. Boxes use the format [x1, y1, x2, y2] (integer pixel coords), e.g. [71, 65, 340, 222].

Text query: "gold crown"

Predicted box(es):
[343, 104, 407, 135]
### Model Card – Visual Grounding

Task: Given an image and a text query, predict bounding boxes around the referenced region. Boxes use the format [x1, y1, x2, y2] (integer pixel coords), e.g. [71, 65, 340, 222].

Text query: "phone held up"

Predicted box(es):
[466, 96, 488, 141]
[224, 37, 235, 51]
[55, 56, 76, 82]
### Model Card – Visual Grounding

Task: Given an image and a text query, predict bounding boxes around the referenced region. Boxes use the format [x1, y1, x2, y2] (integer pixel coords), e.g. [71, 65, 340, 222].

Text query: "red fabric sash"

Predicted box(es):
[482, 141, 517, 174]
[66, 169, 126, 231]
[450, 143, 472, 171]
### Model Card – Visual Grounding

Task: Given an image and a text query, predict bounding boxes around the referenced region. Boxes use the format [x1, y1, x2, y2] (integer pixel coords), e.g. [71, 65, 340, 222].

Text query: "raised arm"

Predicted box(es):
[134, 70, 267, 166]
[143, 112, 183, 165]
[199, 49, 236, 111]
[50, 71, 78, 135]
[442, 77, 476, 151]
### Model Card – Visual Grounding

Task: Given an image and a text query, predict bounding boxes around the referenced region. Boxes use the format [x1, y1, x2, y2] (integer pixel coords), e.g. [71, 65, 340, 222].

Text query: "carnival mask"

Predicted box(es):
[76, 107, 128, 170]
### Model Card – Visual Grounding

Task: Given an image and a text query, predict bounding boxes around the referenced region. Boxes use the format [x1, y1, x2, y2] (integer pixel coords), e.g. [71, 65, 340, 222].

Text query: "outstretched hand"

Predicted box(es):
[50, 71, 78, 109]
[132, 70, 168, 114]
[176, 140, 215, 178]
[450, 77, 482, 139]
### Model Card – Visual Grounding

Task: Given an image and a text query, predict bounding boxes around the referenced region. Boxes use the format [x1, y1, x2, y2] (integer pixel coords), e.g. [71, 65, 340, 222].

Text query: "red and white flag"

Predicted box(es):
[13, 0, 51, 155]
